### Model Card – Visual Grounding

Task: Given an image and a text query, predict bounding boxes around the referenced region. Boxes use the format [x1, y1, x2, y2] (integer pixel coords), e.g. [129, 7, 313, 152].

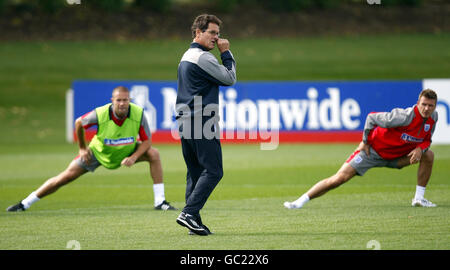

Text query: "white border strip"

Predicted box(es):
[422, 79, 450, 144]
[66, 88, 74, 143]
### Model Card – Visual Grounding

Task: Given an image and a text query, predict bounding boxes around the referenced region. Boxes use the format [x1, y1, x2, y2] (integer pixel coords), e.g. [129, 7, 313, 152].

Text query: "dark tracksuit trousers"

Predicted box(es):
[180, 116, 223, 221]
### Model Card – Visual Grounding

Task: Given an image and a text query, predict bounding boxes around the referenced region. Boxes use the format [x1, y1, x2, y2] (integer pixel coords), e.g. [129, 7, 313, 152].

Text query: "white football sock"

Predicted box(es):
[21, 191, 40, 209]
[414, 185, 426, 200]
[293, 194, 310, 208]
[153, 183, 165, 207]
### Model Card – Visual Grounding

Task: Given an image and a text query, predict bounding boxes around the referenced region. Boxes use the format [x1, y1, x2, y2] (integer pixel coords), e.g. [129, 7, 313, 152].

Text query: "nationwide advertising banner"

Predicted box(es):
[66, 79, 450, 147]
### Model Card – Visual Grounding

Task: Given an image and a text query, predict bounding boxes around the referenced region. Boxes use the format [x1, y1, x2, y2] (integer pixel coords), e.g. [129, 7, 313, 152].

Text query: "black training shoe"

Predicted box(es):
[6, 202, 26, 212]
[202, 224, 213, 235]
[176, 212, 208, 236]
[154, 200, 177, 211]
[189, 224, 213, 235]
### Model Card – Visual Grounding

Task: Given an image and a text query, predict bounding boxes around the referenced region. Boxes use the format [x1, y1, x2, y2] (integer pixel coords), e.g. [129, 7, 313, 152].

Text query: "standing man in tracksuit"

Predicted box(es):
[175, 14, 237, 236]
[284, 89, 439, 209]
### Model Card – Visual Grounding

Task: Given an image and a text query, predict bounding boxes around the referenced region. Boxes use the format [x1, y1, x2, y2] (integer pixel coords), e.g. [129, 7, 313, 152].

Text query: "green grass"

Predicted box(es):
[0, 144, 449, 250]
[0, 33, 449, 250]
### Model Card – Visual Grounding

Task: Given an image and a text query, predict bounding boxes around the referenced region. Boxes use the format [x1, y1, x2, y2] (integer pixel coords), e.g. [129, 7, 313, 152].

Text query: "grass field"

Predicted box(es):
[0, 143, 449, 250]
[0, 33, 449, 250]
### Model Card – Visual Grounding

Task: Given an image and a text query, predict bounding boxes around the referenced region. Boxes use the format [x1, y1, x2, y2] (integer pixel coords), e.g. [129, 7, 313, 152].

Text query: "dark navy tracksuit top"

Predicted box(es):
[176, 42, 237, 119]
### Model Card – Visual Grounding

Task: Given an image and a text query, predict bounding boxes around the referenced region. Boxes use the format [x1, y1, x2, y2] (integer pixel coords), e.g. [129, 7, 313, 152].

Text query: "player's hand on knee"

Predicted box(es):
[407, 147, 422, 164]
[121, 156, 137, 167]
[357, 141, 370, 157]
[79, 148, 93, 164]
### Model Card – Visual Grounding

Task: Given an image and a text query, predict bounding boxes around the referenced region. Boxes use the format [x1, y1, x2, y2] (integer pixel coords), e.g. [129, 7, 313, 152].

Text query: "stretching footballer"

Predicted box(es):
[7, 86, 176, 212]
[284, 89, 439, 209]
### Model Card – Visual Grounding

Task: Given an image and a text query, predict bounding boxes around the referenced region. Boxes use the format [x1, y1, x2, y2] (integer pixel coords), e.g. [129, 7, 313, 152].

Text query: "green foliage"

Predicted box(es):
[208, 0, 425, 12]
[4, 0, 38, 13]
[89, 0, 125, 12]
[0, 0, 67, 14]
[209, 0, 241, 12]
[134, 0, 172, 13]
[262, 0, 313, 12]
[259, 0, 342, 12]
[0, 0, 428, 15]
[38, 0, 65, 13]
[382, 0, 422, 6]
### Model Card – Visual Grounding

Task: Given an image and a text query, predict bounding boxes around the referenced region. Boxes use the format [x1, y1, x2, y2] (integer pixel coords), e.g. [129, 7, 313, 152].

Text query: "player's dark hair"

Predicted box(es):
[419, 89, 437, 101]
[191, 14, 222, 38]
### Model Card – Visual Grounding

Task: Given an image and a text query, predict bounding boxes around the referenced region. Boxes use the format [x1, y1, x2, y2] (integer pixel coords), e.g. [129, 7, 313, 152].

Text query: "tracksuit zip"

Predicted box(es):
[418, 118, 428, 136]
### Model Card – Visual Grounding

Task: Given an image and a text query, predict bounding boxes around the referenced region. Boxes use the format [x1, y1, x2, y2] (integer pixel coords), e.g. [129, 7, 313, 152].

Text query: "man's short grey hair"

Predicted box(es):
[112, 86, 130, 96]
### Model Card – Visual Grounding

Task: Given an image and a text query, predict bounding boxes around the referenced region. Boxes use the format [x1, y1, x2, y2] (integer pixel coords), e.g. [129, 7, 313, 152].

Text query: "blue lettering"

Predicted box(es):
[437, 101, 450, 125]
[401, 133, 423, 143]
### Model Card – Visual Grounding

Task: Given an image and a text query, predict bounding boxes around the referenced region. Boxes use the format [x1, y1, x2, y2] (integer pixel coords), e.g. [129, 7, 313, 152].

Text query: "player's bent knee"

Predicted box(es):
[147, 148, 160, 162]
[422, 150, 434, 163]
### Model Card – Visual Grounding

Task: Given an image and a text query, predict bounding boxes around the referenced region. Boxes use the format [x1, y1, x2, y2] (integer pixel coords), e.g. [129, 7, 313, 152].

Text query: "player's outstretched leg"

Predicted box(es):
[284, 163, 356, 209]
[6, 160, 87, 212]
